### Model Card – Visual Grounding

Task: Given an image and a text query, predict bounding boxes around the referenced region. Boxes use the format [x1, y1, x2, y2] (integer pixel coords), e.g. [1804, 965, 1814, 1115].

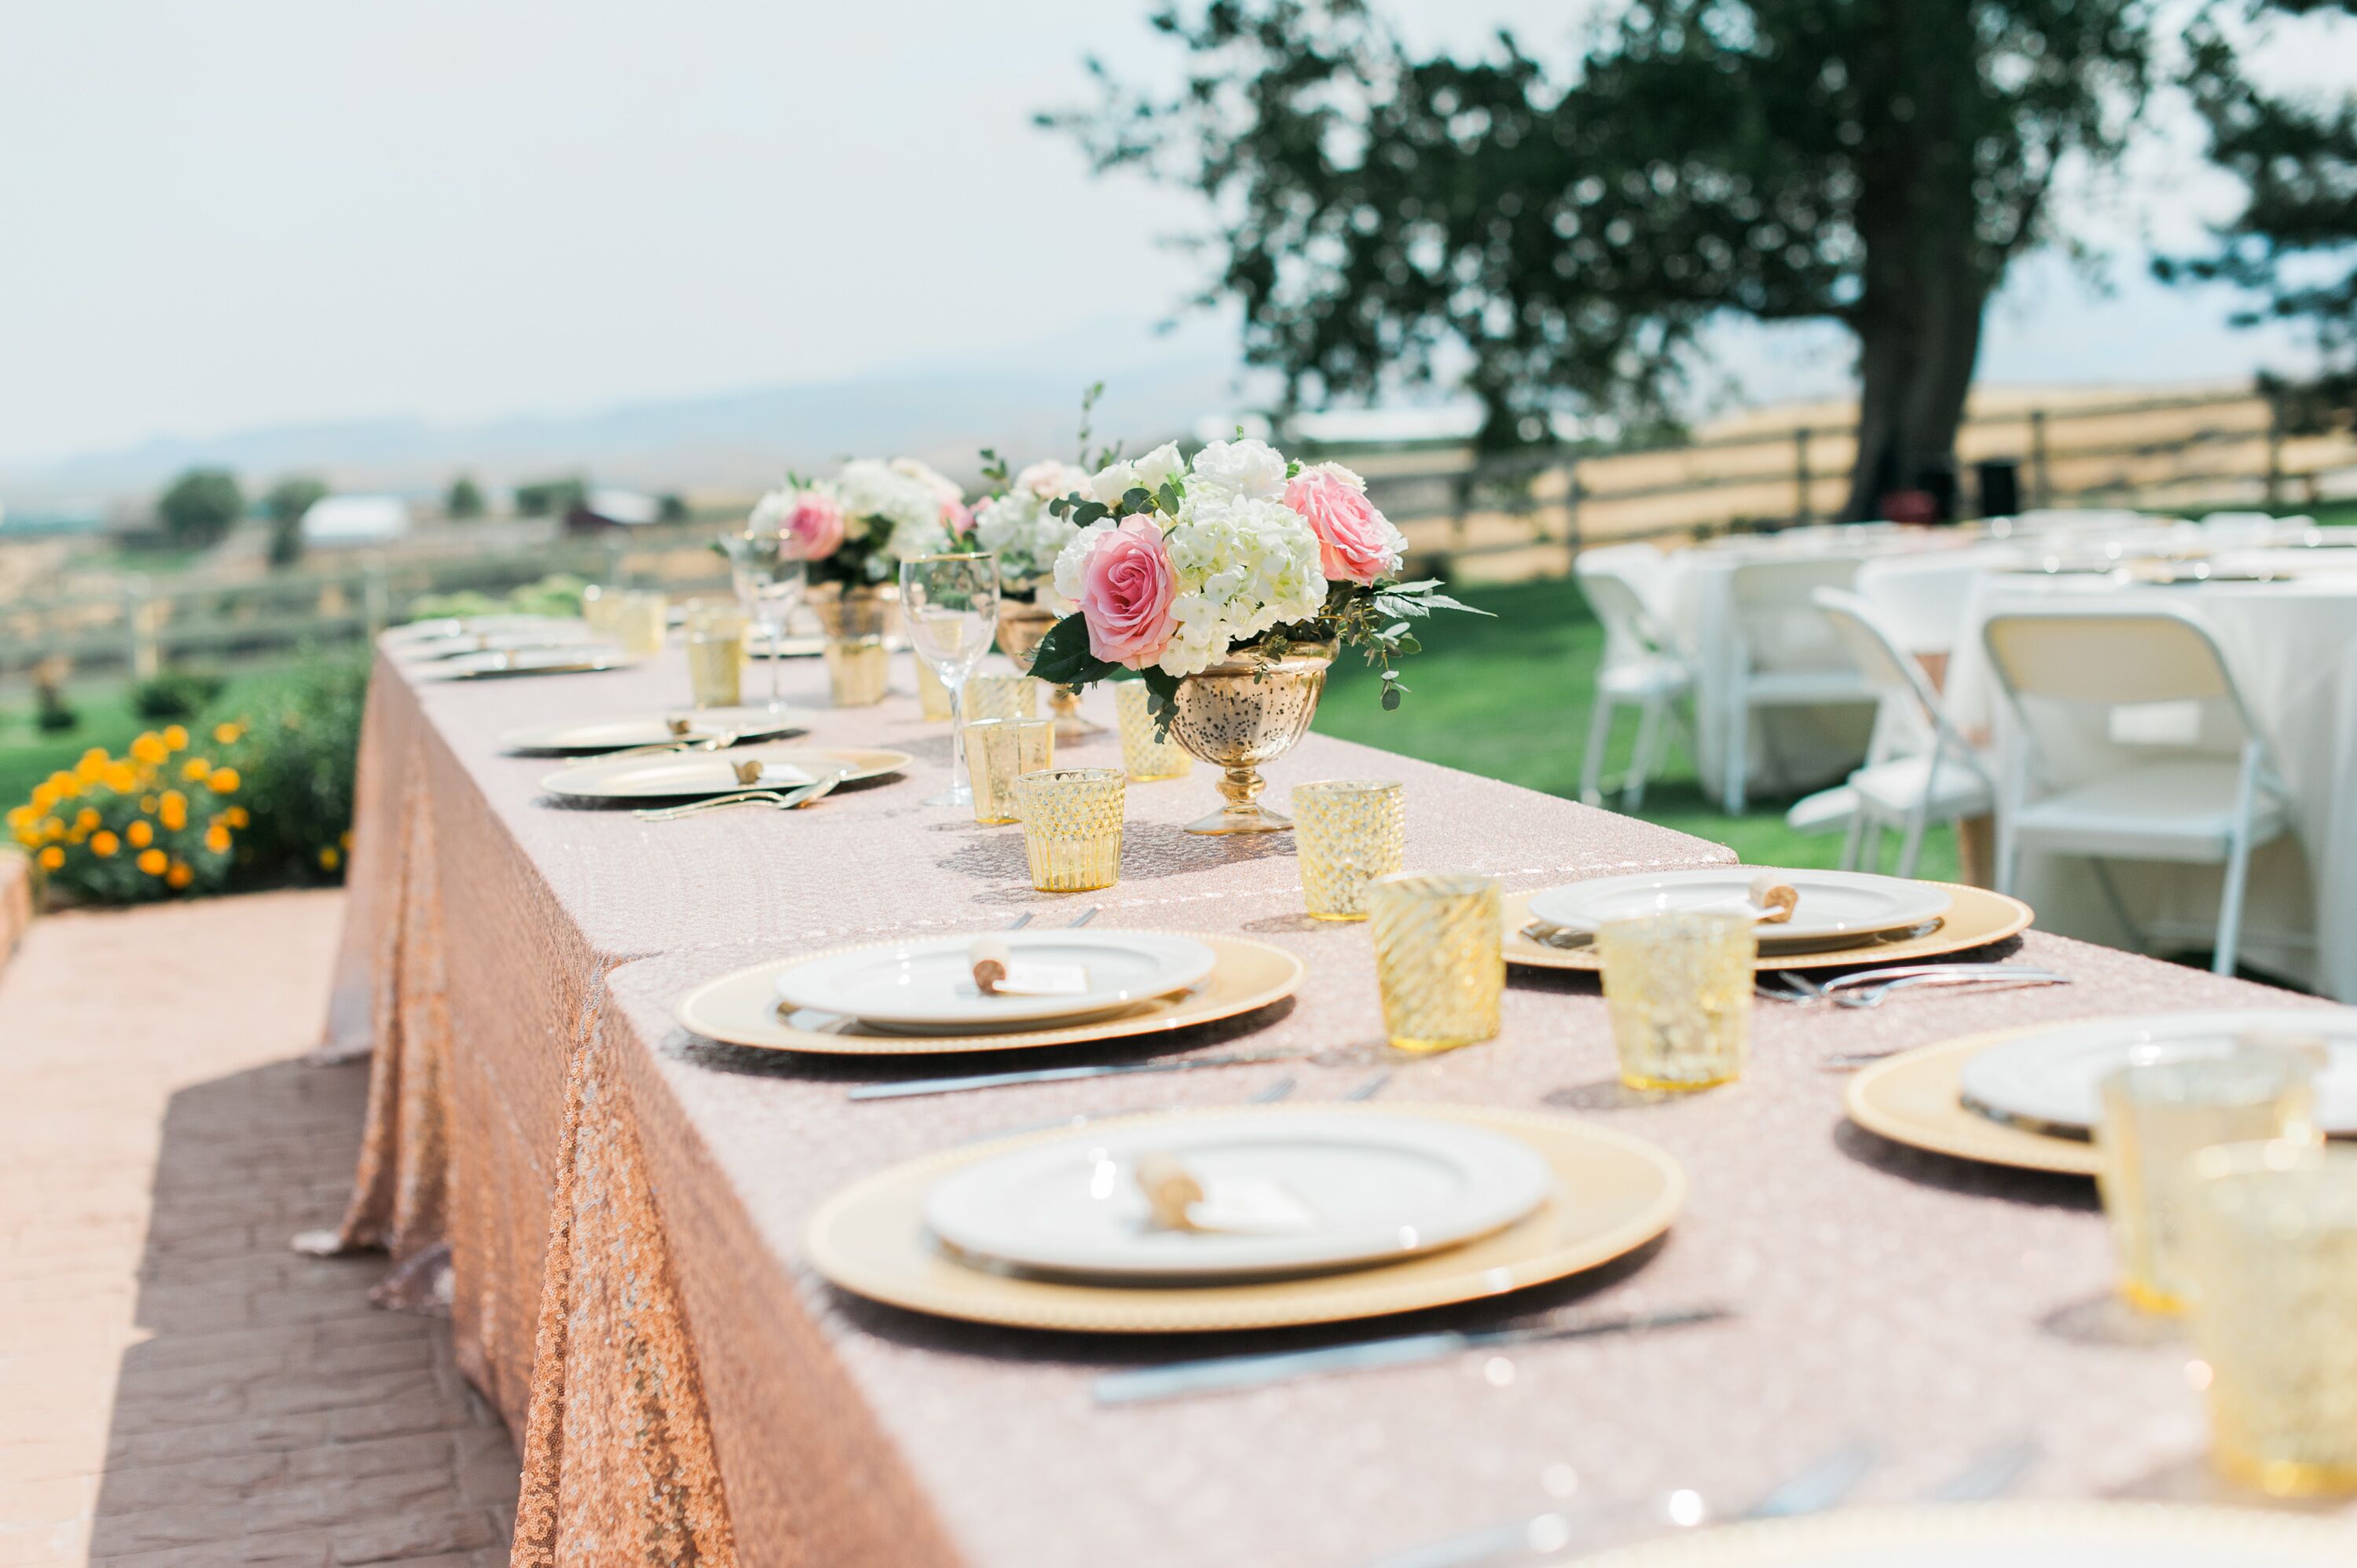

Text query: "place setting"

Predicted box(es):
[538, 742, 914, 815]
[498, 704, 812, 756]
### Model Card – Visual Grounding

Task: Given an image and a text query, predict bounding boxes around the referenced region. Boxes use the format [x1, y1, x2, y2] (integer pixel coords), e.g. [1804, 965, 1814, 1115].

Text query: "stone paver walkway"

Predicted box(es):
[0, 890, 518, 1567]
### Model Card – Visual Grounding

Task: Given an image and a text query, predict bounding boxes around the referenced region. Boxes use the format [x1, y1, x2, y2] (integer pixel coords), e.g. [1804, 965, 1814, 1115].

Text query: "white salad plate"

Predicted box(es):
[1526, 868, 1951, 943]
[539, 745, 911, 800]
[923, 1112, 1555, 1280]
[772, 931, 1218, 1031]
[1958, 1008, 2357, 1134]
[385, 614, 581, 646]
[438, 646, 629, 679]
[398, 625, 600, 661]
[499, 706, 809, 753]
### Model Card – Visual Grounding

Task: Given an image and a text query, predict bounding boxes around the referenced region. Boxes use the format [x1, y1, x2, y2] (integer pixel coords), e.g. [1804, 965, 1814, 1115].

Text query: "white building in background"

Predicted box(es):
[581, 488, 662, 526]
[301, 493, 412, 547]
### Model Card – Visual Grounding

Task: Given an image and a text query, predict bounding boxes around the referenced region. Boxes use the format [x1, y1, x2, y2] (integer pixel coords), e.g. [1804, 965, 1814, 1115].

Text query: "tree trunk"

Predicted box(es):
[1840, 236, 1990, 522]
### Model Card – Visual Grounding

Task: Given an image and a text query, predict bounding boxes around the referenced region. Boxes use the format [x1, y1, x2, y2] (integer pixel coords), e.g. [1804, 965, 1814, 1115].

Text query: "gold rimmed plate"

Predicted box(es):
[500, 705, 812, 754]
[1504, 881, 2033, 974]
[1844, 1028, 2101, 1177]
[804, 1103, 1684, 1332]
[541, 745, 911, 800]
[674, 932, 1304, 1055]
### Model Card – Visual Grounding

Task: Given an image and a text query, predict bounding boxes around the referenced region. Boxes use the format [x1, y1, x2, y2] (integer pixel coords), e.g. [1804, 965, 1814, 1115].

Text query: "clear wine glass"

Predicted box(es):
[722, 530, 808, 713]
[899, 551, 1001, 808]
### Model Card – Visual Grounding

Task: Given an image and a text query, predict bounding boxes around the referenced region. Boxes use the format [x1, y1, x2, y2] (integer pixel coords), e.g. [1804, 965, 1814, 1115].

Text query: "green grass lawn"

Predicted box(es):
[1313, 577, 1961, 879]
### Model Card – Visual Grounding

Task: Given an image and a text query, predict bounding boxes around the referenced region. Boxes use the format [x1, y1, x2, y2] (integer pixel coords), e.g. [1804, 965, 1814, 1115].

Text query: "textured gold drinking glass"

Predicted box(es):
[823, 637, 891, 707]
[1114, 680, 1193, 781]
[966, 718, 1054, 826]
[915, 658, 953, 721]
[614, 591, 668, 661]
[1013, 768, 1124, 892]
[1292, 780, 1405, 921]
[683, 603, 745, 709]
[2097, 1054, 2318, 1314]
[966, 672, 1041, 722]
[1596, 912, 1756, 1091]
[1365, 873, 1502, 1053]
[2186, 1141, 2357, 1497]
[580, 583, 618, 639]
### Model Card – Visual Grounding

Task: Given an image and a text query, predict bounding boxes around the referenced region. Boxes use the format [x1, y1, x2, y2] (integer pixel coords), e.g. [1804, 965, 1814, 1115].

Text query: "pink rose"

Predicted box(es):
[1076, 517, 1181, 670]
[781, 492, 845, 561]
[1284, 462, 1401, 586]
[941, 498, 973, 534]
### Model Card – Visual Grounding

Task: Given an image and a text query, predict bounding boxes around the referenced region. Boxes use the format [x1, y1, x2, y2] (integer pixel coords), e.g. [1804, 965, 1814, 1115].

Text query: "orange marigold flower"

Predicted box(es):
[207, 768, 240, 794]
[75, 808, 100, 832]
[166, 861, 192, 889]
[126, 820, 153, 848]
[225, 806, 250, 828]
[75, 751, 108, 783]
[159, 791, 189, 831]
[181, 758, 211, 782]
[104, 762, 140, 793]
[130, 734, 168, 765]
[29, 781, 60, 810]
[90, 830, 120, 857]
[318, 846, 341, 871]
[137, 847, 168, 875]
[5, 804, 33, 833]
[340, 830, 354, 849]
[163, 724, 190, 750]
[38, 845, 66, 870]
[204, 824, 231, 854]
[212, 721, 244, 746]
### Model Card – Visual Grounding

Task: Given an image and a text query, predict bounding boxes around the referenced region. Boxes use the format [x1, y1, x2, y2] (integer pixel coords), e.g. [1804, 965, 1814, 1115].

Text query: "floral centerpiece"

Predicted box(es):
[970, 454, 1093, 607]
[1028, 435, 1481, 832]
[747, 456, 969, 588]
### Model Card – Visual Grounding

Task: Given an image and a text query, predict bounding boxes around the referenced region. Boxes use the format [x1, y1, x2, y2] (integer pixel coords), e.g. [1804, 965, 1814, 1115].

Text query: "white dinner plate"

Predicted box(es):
[1959, 1008, 2357, 1134]
[438, 646, 630, 679]
[924, 1112, 1555, 1280]
[772, 930, 1217, 1030]
[385, 614, 581, 646]
[396, 625, 600, 661]
[1574, 1502, 2354, 1568]
[1525, 868, 1951, 943]
[498, 706, 811, 753]
[539, 744, 911, 800]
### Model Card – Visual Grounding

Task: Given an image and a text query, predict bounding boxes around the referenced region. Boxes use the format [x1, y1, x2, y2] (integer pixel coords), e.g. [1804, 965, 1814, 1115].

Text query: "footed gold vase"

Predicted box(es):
[1167, 639, 1337, 835]
[995, 600, 1105, 742]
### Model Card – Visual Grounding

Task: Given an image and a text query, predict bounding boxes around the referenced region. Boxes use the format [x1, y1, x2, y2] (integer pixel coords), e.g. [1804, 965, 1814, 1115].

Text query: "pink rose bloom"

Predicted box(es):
[782, 492, 845, 560]
[941, 498, 973, 534]
[1076, 517, 1181, 670]
[1285, 463, 1401, 586]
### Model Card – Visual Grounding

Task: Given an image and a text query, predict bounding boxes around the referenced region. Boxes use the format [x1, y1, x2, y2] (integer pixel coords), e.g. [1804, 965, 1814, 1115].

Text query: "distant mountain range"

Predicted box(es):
[0, 328, 1261, 513]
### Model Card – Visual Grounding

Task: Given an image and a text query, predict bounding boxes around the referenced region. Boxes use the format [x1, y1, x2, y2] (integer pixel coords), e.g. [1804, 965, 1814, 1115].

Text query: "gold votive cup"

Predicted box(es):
[684, 602, 745, 709]
[614, 591, 669, 661]
[966, 717, 1054, 826]
[2098, 1053, 2318, 1314]
[1596, 911, 1755, 1092]
[2186, 1141, 2357, 1497]
[823, 638, 891, 707]
[1114, 680, 1193, 781]
[1013, 768, 1124, 892]
[915, 658, 953, 721]
[580, 583, 618, 638]
[1291, 779, 1404, 921]
[1366, 873, 1502, 1053]
[967, 672, 1041, 722]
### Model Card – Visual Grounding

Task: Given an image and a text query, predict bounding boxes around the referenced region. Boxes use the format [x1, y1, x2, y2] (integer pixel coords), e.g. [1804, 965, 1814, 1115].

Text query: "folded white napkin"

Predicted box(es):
[1134, 1152, 1318, 1236]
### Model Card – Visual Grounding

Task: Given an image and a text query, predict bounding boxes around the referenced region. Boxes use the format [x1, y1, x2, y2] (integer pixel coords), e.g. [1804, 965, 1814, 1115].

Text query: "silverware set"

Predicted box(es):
[632, 774, 841, 821]
[1757, 963, 2069, 1009]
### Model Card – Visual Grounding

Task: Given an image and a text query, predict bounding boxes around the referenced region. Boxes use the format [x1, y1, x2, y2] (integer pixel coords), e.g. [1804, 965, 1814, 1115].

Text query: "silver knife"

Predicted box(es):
[1095, 1305, 1731, 1407]
[847, 1050, 1292, 1101]
[1732, 1438, 1878, 1520]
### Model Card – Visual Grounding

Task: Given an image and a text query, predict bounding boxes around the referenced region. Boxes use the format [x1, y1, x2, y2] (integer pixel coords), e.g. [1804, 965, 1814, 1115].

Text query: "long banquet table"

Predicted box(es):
[323, 635, 2355, 1566]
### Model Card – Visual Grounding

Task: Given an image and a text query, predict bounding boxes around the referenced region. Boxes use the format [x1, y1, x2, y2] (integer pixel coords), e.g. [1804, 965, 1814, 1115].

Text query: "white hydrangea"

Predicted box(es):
[1154, 492, 1327, 676]
[1133, 441, 1184, 494]
[1188, 438, 1289, 503]
[836, 458, 951, 575]
[973, 488, 1081, 591]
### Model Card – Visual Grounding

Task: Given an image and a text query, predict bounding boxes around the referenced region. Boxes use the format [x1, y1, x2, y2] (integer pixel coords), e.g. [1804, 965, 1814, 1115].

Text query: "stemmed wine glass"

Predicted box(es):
[721, 530, 808, 714]
[899, 551, 1001, 808]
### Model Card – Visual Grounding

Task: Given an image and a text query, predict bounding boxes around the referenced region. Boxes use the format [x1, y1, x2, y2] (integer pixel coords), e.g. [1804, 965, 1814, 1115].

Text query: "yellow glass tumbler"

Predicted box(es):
[1292, 779, 1405, 921]
[2097, 1053, 2317, 1314]
[967, 672, 1041, 722]
[684, 602, 745, 709]
[1595, 911, 1755, 1092]
[1014, 768, 1125, 892]
[614, 591, 669, 661]
[2186, 1140, 2357, 1497]
[966, 717, 1054, 826]
[1366, 873, 1502, 1053]
[1114, 680, 1193, 781]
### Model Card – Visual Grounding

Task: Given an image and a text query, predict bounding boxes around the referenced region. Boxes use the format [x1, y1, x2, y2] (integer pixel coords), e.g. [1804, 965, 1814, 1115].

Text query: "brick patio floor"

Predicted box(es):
[0, 890, 518, 1568]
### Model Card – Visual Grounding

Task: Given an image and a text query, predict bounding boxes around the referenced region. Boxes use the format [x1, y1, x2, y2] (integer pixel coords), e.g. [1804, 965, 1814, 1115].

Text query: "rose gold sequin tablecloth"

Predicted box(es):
[318, 641, 1740, 1566]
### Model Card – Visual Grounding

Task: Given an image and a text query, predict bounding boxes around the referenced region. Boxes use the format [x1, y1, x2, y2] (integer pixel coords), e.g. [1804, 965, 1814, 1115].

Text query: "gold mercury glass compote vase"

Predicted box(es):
[995, 600, 1105, 742]
[1165, 639, 1338, 835]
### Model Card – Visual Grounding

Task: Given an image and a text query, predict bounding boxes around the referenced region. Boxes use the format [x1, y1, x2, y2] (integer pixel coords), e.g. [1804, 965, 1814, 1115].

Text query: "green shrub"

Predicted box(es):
[447, 474, 486, 519]
[265, 476, 328, 568]
[211, 651, 369, 887]
[157, 468, 245, 547]
[131, 669, 228, 721]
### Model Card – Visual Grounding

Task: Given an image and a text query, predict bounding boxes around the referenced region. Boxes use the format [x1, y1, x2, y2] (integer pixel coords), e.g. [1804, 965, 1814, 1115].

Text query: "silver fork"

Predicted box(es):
[631, 775, 838, 821]
[1829, 968, 2068, 1009]
[1067, 906, 1100, 927]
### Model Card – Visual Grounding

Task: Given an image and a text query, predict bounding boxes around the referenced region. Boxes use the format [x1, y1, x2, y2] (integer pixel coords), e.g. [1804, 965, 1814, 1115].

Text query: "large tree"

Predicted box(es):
[2158, 0, 2357, 427]
[1050, 0, 2154, 519]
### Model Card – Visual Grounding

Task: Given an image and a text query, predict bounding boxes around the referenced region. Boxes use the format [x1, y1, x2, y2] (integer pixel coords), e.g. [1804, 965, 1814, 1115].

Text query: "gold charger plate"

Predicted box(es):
[1844, 1027, 2099, 1176]
[805, 1103, 1684, 1332]
[541, 745, 912, 800]
[674, 932, 1305, 1056]
[1503, 881, 2033, 973]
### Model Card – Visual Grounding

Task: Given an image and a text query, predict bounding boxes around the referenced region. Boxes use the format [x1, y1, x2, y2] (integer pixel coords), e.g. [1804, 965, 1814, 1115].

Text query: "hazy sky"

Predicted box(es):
[0, 2, 2336, 467]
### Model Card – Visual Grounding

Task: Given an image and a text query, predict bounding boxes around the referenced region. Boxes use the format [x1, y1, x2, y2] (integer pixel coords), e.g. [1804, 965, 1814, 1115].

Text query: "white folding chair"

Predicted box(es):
[1981, 608, 2293, 975]
[1573, 544, 1694, 811]
[1790, 590, 1993, 877]
[1853, 554, 1989, 656]
[1717, 556, 1879, 813]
